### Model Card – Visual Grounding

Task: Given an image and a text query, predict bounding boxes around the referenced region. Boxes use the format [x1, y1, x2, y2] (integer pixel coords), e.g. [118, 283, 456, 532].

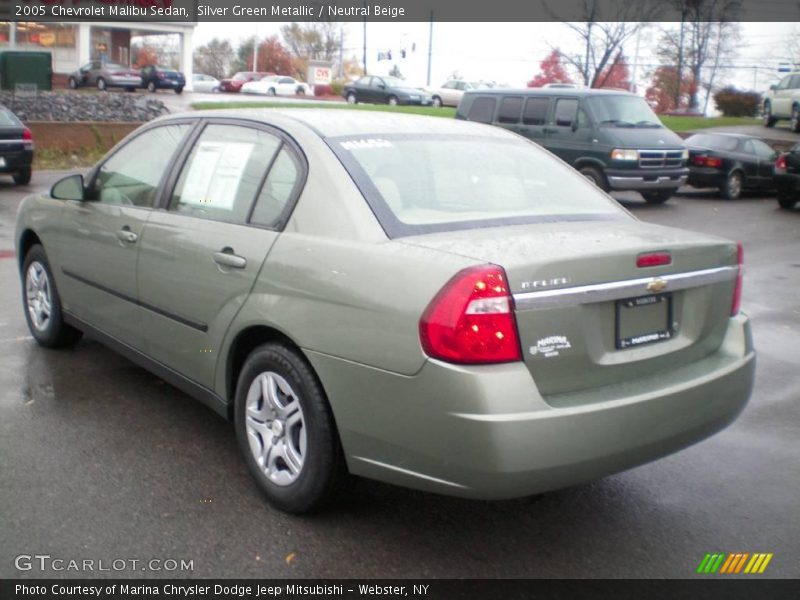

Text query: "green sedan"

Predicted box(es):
[15, 109, 755, 513]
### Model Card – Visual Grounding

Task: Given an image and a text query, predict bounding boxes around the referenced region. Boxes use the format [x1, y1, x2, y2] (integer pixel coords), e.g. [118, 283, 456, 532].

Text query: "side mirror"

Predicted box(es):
[51, 174, 86, 201]
[571, 121, 580, 131]
[770, 85, 777, 91]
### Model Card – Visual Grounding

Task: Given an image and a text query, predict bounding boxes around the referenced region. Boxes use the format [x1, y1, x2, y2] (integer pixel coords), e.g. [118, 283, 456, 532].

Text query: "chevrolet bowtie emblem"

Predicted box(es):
[647, 278, 668, 293]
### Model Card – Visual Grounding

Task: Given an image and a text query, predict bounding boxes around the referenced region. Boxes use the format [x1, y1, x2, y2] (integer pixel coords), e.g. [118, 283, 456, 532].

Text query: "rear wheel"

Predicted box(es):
[641, 190, 673, 204]
[13, 167, 31, 185]
[792, 105, 800, 133]
[22, 245, 83, 348]
[96, 77, 107, 91]
[296, 86, 305, 96]
[578, 166, 609, 192]
[267, 88, 276, 97]
[234, 344, 348, 513]
[68, 77, 78, 90]
[777, 191, 798, 210]
[763, 102, 777, 127]
[721, 171, 743, 200]
[147, 81, 156, 93]
[346, 93, 357, 104]
[175, 86, 183, 95]
[387, 95, 398, 106]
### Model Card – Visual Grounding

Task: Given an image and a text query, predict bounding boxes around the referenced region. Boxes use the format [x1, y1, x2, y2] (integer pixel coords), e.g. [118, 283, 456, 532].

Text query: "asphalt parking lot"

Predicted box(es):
[1, 171, 798, 579]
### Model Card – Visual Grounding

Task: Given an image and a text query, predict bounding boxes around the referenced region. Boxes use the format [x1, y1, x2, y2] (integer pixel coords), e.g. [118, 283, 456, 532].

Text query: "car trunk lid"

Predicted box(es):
[401, 220, 739, 401]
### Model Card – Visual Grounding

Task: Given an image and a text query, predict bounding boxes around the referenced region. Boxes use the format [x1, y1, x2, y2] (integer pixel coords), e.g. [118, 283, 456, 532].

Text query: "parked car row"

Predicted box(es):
[68, 62, 187, 94]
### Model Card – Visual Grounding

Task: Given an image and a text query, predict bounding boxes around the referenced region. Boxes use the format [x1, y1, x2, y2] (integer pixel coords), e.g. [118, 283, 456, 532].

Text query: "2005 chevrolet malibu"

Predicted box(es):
[16, 110, 755, 513]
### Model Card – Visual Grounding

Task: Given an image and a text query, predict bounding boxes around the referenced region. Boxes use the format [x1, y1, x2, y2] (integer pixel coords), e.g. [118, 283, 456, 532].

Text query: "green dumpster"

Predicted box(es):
[0, 51, 53, 91]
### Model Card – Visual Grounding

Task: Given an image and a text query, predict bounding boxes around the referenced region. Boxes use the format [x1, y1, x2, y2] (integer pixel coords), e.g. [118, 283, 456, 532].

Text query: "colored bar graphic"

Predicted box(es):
[701, 552, 773, 575]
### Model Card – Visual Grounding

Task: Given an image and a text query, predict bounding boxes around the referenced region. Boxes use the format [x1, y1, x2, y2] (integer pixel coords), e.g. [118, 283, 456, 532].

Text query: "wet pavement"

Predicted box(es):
[1, 171, 798, 579]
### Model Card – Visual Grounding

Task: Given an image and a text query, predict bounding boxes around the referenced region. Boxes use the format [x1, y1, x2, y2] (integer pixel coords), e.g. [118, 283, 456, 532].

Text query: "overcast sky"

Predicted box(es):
[193, 21, 798, 93]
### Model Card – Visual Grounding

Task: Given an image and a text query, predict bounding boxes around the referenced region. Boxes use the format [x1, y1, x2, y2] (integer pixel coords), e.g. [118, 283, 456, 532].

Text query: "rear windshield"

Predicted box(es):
[329, 134, 624, 238]
[587, 95, 662, 128]
[685, 134, 739, 151]
[0, 109, 21, 127]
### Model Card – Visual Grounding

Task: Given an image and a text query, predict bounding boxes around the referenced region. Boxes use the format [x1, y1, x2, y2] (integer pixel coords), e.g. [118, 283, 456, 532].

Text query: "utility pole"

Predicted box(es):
[426, 11, 433, 86]
[363, 2, 368, 76]
[631, 28, 642, 94]
[339, 28, 344, 79]
[252, 24, 258, 72]
[676, 4, 686, 108]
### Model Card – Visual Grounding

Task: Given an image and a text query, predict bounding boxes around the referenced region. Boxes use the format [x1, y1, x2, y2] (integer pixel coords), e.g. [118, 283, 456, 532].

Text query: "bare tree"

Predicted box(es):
[546, 0, 662, 88]
[193, 38, 235, 80]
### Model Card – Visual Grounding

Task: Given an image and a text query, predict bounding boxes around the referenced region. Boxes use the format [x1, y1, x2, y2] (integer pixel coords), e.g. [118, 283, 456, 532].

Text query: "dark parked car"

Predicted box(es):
[68, 61, 141, 91]
[774, 142, 800, 209]
[219, 72, 273, 93]
[0, 106, 33, 185]
[343, 76, 432, 106]
[140, 65, 185, 94]
[685, 133, 777, 200]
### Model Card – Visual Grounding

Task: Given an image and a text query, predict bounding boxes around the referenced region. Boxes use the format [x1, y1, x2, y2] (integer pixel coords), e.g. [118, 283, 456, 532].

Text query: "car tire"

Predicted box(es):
[268, 88, 276, 97]
[234, 343, 348, 514]
[763, 102, 777, 127]
[175, 87, 183, 95]
[296, 86, 306, 96]
[721, 171, 744, 200]
[13, 167, 32, 185]
[147, 81, 156, 93]
[387, 95, 398, 106]
[22, 245, 83, 349]
[68, 77, 78, 90]
[432, 96, 443, 108]
[777, 192, 798, 210]
[346, 93, 357, 104]
[578, 166, 609, 192]
[96, 77, 107, 91]
[791, 105, 800, 133]
[641, 190, 673, 204]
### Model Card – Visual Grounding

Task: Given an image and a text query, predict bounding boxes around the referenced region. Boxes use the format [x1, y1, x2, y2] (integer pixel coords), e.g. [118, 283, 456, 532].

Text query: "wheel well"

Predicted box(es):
[574, 158, 606, 173]
[226, 325, 299, 419]
[18, 230, 41, 272]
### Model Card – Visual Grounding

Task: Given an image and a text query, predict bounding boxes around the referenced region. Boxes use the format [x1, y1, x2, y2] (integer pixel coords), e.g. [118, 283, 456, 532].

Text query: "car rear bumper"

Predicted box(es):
[774, 173, 800, 194]
[0, 148, 33, 172]
[606, 168, 689, 191]
[688, 167, 726, 188]
[308, 314, 754, 499]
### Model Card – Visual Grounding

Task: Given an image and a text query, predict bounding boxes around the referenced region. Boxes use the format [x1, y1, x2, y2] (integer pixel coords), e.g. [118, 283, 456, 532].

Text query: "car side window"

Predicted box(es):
[790, 75, 800, 89]
[498, 96, 523, 124]
[280, 78, 294, 84]
[742, 140, 755, 154]
[94, 124, 190, 208]
[250, 147, 302, 228]
[466, 97, 497, 124]
[554, 98, 579, 126]
[169, 124, 282, 224]
[443, 81, 456, 89]
[355, 76, 370, 86]
[523, 97, 549, 125]
[372, 77, 385, 88]
[777, 76, 791, 90]
[752, 139, 776, 158]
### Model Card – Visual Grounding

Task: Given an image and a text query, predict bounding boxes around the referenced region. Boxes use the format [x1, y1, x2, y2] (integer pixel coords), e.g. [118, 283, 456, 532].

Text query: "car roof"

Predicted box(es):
[174, 108, 516, 139]
[463, 87, 635, 98]
[687, 132, 758, 141]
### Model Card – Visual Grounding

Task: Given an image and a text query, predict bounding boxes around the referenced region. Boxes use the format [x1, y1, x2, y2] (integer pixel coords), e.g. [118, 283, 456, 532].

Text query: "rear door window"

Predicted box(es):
[498, 97, 523, 124]
[523, 97, 550, 125]
[250, 148, 302, 228]
[466, 97, 497, 124]
[554, 98, 579, 126]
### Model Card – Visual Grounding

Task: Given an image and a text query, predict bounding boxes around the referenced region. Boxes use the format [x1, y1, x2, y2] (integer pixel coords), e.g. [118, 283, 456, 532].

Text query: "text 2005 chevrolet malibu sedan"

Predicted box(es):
[16, 110, 755, 513]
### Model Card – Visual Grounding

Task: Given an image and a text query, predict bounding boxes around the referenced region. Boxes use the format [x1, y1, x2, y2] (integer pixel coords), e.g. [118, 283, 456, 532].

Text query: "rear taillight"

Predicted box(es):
[775, 154, 787, 172]
[691, 155, 722, 168]
[636, 251, 672, 268]
[419, 265, 521, 364]
[22, 127, 33, 149]
[706, 157, 723, 168]
[731, 243, 743, 316]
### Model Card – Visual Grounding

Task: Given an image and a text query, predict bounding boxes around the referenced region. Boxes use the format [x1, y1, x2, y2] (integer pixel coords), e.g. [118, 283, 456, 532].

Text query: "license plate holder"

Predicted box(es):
[615, 293, 673, 350]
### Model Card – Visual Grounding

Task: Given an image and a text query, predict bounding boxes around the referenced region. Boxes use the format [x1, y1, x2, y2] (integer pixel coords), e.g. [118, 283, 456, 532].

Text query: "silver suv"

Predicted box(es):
[764, 72, 800, 132]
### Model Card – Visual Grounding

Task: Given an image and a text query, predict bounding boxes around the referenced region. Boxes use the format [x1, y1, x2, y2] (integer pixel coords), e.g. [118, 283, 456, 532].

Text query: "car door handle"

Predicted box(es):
[213, 249, 247, 269]
[116, 228, 138, 243]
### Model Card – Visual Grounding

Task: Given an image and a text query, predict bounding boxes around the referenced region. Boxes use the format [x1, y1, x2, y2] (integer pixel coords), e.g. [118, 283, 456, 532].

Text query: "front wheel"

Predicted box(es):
[777, 191, 798, 210]
[387, 95, 398, 106]
[432, 96, 443, 108]
[22, 245, 83, 348]
[174, 87, 183, 94]
[346, 93, 357, 104]
[296, 87, 306, 96]
[147, 81, 156, 93]
[641, 190, 673, 204]
[791, 106, 800, 133]
[234, 344, 348, 514]
[578, 166, 609, 192]
[267, 88, 276, 97]
[721, 171, 743, 200]
[13, 167, 31, 185]
[763, 102, 777, 127]
[96, 77, 107, 91]
[68, 77, 78, 90]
